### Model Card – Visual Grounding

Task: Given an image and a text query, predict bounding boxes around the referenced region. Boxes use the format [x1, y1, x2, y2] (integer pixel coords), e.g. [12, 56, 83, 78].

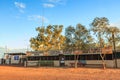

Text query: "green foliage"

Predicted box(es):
[30, 17, 120, 53]
[91, 17, 120, 51]
[91, 17, 109, 48]
[30, 25, 66, 51]
[65, 24, 93, 51]
[106, 26, 120, 50]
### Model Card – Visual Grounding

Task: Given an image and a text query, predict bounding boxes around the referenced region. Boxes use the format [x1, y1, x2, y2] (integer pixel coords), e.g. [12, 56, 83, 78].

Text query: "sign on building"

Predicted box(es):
[74, 50, 83, 54]
[14, 56, 19, 60]
[102, 46, 112, 54]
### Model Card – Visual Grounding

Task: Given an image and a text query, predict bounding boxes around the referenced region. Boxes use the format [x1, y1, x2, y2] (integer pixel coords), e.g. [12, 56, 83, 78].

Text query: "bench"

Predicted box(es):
[70, 62, 105, 68]
[70, 62, 86, 67]
[84, 64, 105, 68]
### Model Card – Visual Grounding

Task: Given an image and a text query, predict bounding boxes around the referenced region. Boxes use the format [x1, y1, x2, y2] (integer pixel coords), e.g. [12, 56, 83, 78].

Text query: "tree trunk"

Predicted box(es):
[102, 60, 106, 69]
[112, 33, 117, 68]
[100, 54, 106, 69]
[74, 54, 77, 68]
[74, 54, 79, 68]
[99, 33, 106, 69]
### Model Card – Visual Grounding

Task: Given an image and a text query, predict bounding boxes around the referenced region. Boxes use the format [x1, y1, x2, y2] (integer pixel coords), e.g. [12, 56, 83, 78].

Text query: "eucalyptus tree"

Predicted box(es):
[30, 25, 66, 53]
[91, 17, 109, 69]
[65, 26, 75, 53]
[65, 23, 92, 68]
[30, 26, 49, 51]
[106, 26, 120, 68]
[106, 26, 120, 51]
[74, 24, 92, 50]
[73, 23, 93, 68]
[52, 25, 66, 51]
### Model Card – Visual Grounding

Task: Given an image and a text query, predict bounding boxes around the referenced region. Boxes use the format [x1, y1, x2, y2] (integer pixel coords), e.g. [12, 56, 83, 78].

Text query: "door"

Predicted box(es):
[59, 54, 65, 67]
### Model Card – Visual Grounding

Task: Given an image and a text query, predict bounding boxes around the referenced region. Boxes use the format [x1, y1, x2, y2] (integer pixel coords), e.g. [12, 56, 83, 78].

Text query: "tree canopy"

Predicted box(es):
[30, 17, 120, 52]
[30, 25, 66, 51]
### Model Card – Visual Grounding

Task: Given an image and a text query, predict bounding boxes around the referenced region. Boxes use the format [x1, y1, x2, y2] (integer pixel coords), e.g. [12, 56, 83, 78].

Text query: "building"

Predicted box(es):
[4, 53, 26, 65]
[25, 50, 120, 68]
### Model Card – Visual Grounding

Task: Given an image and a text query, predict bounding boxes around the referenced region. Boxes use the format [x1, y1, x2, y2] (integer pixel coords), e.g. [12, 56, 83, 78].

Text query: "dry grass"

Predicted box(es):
[0, 66, 120, 80]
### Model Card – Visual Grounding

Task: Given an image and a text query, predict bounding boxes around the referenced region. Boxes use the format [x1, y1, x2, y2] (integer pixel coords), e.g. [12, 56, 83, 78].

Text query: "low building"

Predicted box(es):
[4, 53, 26, 65]
[25, 50, 120, 68]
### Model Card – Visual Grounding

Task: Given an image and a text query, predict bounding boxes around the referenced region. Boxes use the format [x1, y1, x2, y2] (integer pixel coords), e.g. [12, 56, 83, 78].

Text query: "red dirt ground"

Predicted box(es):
[0, 66, 120, 80]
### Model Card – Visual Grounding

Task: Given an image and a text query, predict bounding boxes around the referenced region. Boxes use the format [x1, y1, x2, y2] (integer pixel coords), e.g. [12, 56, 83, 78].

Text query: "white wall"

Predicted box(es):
[11, 55, 19, 64]
[25, 59, 120, 68]
[117, 59, 120, 68]
[27, 61, 38, 66]
[64, 60, 115, 68]
[54, 61, 59, 67]
[65, 60, 75, 66]
[5, 59, 10, 64]
[86, 60, 114, 68]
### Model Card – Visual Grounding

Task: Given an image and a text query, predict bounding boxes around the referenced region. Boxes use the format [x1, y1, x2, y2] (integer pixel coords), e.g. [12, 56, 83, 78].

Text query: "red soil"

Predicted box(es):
[0, 66, 120, 80]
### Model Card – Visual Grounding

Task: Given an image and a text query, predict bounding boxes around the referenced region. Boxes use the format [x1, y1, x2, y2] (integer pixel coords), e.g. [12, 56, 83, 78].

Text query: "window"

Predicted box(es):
[14, 56, 19, 60]
[86, 55, 93, 60]
[93, 54, 99, 60]
[105, 54, 113, 60]
[54, 56, 59, 60]
[80, 55, 86, 60]
[65, 56, 70, 60]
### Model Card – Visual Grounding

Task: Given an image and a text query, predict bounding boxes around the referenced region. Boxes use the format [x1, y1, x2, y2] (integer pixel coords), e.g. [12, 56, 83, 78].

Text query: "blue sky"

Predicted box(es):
[0, 0, 120, 49]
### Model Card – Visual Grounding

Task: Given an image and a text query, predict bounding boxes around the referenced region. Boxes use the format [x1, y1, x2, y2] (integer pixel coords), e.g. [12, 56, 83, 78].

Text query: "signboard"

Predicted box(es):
[26, 51, 44, 56]
[74, 50, 83, 54]
[43, 52, 49, 56]
[26, 52, 32, 56]
[102, 46, 112, 54]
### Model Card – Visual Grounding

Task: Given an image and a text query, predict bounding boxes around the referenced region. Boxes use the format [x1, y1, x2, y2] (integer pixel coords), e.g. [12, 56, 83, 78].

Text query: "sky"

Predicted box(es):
[0, 0, 120, 49]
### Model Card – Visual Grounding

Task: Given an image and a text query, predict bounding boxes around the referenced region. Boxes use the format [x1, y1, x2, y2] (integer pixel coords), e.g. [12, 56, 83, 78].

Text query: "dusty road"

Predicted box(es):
[0, 66, 120, 80]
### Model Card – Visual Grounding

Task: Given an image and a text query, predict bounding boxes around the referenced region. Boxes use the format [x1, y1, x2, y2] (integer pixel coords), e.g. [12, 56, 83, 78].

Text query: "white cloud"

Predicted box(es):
[48, 0, 67, 5]
[43, 3, 55, 8]
[14, 2, 26, 13]
[109, 21, 120, 29]
[14, 2, 26, 9]
[109, 23, 116, 27]
[115, 22, 120, 28]
[28, 15, 49, 23]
